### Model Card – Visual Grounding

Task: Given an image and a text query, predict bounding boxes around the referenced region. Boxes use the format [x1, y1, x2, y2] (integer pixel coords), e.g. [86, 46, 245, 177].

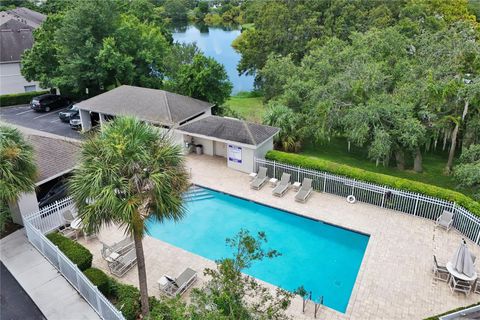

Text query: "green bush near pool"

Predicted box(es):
[46, 232, 92, 271]
[83, 268, 111, 296]
[0, 90, 49, 107]
[265, 150, 480, 216]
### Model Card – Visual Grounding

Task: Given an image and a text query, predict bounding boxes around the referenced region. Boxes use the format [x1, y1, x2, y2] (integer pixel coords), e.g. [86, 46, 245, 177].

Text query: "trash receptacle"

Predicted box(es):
[195, 144, 203, 155]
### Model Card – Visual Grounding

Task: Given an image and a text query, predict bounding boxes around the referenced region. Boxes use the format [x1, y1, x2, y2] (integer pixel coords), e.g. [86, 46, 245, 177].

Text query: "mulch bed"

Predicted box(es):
[1, 222, 23, 239]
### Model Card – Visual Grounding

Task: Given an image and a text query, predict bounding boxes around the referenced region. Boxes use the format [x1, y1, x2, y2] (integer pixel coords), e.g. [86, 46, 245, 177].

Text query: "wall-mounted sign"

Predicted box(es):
[228, 145, 242, 164]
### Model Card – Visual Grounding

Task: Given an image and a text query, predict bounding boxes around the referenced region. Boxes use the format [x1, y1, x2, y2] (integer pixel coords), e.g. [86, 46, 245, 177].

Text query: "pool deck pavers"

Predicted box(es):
[78, 155, 480, 319]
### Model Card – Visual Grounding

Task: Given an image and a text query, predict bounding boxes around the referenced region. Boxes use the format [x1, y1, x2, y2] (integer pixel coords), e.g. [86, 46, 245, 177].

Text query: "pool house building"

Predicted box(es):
[75, 85, 279, 173]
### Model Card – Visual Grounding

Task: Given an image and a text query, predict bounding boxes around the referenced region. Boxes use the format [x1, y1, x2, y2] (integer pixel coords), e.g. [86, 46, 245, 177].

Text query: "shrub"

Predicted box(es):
[112, 283, 141, 320]
[83, 268, 111, 296]
[0, 90, 49, 107]
[265, 150, 480, 216]
[46, 232, 93, 271]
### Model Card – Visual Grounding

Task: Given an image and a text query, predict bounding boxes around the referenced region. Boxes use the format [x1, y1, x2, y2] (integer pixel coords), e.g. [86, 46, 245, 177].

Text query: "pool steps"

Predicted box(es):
[183, 186, 214, 202]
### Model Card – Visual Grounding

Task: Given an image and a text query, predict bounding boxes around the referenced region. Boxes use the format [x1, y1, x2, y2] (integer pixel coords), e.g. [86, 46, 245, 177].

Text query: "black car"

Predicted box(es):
[69, 113, 82, 130]
[30, 94, 71, 112]
[58, 104, 79, 122]
[38, 180, 68, 207]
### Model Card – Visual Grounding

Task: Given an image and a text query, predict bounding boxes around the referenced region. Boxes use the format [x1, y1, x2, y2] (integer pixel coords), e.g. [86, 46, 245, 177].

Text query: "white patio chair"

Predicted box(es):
[449, 276, 472, 296]
[433, 255, 449, 282]
[436, 210, 454, 231]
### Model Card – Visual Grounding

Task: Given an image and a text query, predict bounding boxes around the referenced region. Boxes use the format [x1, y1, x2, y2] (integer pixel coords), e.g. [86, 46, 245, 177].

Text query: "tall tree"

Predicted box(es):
[167, 54, 232, 105]
[68, 117, 190, 317]
[0, 126, 37, 232]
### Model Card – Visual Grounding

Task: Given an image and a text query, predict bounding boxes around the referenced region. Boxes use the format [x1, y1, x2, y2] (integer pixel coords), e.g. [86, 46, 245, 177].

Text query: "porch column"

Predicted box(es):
[79, 109, 92, 132]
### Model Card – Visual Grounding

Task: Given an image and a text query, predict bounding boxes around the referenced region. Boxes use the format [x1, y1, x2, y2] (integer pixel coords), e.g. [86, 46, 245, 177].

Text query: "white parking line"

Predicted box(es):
[50, 119, 62, 123]
[16, 109, 33, 115]
[32, 108, 66, 119]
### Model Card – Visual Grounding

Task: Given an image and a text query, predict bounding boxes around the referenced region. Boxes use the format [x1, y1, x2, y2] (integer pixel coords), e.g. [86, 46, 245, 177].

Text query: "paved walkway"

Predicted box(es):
[0, 230, 100, 320]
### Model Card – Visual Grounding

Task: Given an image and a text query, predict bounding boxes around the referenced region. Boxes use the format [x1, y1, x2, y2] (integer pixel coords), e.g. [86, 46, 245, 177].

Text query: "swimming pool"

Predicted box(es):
[145, 187, 369, 313]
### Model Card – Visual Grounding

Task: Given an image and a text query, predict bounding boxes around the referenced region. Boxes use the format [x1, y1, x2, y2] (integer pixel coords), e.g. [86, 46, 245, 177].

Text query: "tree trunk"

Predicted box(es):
[347, 141, 351, 152]
[445, 100, 469, 173]
[133, 229, 149, 317]
[414, 147, 423, 173]
[395, 150, 405, 170]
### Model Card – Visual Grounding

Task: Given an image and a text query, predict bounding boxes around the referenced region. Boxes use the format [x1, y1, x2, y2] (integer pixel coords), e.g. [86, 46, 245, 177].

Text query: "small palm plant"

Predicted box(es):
[0, 125, 37, 232]
[69, 117, 189, 317]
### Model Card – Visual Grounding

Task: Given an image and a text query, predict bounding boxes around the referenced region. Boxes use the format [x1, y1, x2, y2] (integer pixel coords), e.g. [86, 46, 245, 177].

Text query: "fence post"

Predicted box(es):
[413, 194, 419, 216]
[273, 161, 276, 178]
[351, 180, 355, 196]
[381, 186, 386, 208]
[323, 173, 327, 192]
[476, 230, 480, 245]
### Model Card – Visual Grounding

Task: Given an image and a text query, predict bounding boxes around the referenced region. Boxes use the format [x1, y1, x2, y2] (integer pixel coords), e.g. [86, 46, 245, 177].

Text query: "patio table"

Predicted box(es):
[446, 262, 478, 282]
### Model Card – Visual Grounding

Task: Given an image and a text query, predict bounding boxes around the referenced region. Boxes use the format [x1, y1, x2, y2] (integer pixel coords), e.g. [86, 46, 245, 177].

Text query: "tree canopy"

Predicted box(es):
[21, 0, 231, 104]
[241, 0, 480, 180]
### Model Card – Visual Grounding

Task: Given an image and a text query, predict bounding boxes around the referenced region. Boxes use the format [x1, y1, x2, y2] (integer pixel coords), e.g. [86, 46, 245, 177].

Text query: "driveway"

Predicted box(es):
[0, 262, 46, 320]
[0, 105, 82, 140]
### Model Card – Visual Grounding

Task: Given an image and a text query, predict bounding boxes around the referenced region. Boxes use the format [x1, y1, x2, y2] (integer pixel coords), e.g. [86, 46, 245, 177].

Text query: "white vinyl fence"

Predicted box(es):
[255, 158, 480, 245]
[23, 199, 125, 320]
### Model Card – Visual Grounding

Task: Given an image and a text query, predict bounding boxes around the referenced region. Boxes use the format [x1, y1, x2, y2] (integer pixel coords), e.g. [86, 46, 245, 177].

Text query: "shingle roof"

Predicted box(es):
[1, 7, 45, 28]
[76, 85, 213, 126]
[0, 20, 34, 62]
[177, 116, 280, 146]
[26, 135, 81, 184]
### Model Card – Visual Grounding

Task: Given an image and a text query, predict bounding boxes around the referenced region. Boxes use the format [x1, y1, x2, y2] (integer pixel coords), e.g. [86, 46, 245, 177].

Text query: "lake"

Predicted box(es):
[172, 24, 254, 94]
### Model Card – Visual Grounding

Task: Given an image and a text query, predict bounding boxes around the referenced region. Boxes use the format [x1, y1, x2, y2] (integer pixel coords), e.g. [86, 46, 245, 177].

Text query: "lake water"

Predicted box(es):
[172, 24, 254, 93]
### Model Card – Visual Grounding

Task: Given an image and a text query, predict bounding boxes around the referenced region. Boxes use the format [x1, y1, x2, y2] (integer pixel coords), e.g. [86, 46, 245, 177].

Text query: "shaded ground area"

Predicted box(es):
[300, 137, 474, 196]
[0, 105, 82, 140]
[0, 262, 45, 320]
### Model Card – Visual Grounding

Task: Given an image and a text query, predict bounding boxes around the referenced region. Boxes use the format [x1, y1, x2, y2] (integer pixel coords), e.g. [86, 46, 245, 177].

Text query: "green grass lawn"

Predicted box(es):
[225, 92, 265, 123]
[301, 137, 474, 196]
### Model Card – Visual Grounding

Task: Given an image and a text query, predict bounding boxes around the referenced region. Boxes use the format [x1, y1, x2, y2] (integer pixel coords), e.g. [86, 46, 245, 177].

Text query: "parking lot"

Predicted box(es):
[0, 105, 82, 140]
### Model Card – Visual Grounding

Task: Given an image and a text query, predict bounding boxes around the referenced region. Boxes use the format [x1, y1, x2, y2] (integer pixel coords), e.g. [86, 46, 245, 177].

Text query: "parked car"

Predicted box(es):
[30, 94, 71, 112]
[69, 113, 82, 130]
[58, 104, 79, 122]
[38, 180, 68, 207]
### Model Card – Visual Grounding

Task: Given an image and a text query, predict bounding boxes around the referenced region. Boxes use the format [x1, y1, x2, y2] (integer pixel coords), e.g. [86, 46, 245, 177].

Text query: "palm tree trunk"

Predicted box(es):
[445, 100, 469, 173]
[133, 230, 149, 317]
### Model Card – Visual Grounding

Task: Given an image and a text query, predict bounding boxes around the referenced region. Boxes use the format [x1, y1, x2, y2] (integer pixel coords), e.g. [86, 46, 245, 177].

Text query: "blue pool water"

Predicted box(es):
[145, 188, 369, 313]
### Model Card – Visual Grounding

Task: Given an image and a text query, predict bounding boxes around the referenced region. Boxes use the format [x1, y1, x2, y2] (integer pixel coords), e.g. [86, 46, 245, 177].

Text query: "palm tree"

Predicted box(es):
[68, 117, 189, 317]
[0, 125, 37, 232]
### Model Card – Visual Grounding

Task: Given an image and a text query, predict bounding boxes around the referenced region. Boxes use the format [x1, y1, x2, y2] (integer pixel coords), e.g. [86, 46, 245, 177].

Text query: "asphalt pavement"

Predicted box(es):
[0, 105, 82, 140]
[0, 262, 46, 320]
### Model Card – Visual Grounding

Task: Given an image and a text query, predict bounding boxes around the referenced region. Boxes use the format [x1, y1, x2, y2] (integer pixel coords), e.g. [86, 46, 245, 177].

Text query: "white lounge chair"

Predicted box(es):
[295, 178, 313, 203]
[159, 267, 197, 297]
[108, 248, 137, 277]
[101, 237, 134, 261]
[250, 167, 268, 190]
[436, 210, 454, 231]
[433, 255, 449, 282]
[272, 173, 291, 197]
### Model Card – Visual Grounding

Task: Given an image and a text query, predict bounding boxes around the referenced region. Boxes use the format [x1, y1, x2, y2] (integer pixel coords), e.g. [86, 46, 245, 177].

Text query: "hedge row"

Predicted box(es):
[423, 302, 480, 320]
[265, 150, 480, 216]
[46, 232, 93, 271]
[0, 90, 49, 107]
